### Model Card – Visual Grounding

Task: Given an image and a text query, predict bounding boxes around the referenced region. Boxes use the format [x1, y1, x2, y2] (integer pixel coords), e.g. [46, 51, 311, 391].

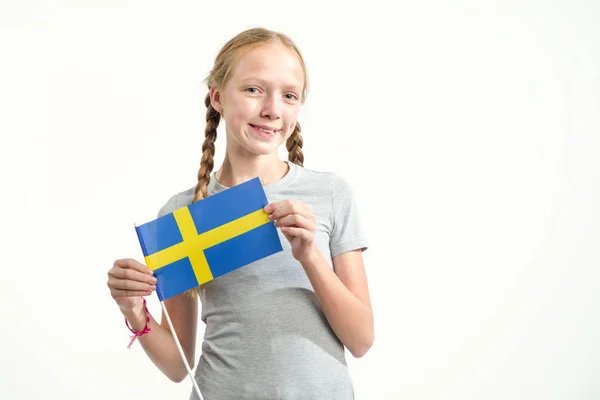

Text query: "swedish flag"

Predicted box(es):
[135, 178, 283, 301]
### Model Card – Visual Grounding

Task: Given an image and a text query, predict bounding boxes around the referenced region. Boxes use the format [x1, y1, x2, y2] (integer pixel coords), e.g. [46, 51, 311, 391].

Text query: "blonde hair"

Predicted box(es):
[193, 27, 309, 204]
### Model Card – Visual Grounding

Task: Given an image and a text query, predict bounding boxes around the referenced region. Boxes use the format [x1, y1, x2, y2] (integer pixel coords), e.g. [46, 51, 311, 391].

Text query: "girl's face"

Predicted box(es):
[211, 44, 304, 157]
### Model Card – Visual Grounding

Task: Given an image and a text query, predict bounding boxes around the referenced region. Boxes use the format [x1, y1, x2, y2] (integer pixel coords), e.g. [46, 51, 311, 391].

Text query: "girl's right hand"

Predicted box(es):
[107, 258, 157, 312]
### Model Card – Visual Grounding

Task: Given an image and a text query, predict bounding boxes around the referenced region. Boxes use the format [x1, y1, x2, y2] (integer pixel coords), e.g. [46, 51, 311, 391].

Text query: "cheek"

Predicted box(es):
[224, 97, 255, 124]
[284, 108, 300, 130]
[288, 121, 297, 134]
[226, 111, 250, 132]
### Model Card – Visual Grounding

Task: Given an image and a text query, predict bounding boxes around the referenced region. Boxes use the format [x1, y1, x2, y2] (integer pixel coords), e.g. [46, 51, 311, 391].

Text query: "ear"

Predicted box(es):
[209, 86, 224, 114]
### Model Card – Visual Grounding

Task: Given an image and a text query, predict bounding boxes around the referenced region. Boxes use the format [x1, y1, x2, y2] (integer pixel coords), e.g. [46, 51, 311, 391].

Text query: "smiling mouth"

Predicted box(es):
[249, 124, 279, 134]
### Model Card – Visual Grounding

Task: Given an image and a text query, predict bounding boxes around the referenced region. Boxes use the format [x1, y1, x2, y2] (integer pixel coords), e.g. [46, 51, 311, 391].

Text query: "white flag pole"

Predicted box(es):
[160, 301, 204, 399]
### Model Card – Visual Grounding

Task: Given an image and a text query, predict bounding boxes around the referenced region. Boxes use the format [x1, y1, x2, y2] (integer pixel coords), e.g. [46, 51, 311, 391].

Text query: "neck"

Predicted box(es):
[216, 152, 289, 188]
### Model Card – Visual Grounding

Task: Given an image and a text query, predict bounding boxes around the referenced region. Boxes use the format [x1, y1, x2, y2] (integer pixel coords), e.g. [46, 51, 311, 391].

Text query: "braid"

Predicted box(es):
[184, 93, 220, 298]
[286, 122, 304, 167]
[193, 93, 220, 203]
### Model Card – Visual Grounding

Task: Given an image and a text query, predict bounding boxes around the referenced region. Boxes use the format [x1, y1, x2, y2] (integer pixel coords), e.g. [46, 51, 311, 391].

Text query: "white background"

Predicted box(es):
[1, 1, 599, 399]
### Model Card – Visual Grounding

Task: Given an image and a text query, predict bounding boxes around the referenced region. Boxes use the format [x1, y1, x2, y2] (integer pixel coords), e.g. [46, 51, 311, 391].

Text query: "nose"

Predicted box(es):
[260, 94, 281, 120]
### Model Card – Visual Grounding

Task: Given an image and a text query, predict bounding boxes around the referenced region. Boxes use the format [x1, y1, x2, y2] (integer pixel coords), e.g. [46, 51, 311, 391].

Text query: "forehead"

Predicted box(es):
[230, 44, 304, 87]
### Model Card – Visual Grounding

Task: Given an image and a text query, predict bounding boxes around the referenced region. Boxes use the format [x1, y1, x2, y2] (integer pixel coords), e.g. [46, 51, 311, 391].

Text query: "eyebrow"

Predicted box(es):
[239, 77, 302, 92]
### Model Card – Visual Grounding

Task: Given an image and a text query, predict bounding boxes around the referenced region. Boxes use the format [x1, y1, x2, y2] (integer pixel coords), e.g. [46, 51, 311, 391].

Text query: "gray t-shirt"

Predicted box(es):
[157, 161, 368, 400]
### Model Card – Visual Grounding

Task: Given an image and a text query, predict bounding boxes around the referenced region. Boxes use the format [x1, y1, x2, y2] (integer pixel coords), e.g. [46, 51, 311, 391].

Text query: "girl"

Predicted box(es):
[107, 27, 373, 399]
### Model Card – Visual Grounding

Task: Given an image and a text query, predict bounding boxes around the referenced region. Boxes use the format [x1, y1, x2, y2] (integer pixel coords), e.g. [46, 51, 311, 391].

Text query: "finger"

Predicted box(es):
[114, 258, 154, 275]
[264, 200, 292, 213]
[280, 226, 312, 241]
[265, 199, 309, 214]
[275, 214, 315, 231]
[109, 266, 157, 285]
[108, 277, 156, 292]
[111, 289, 154, 299]
[269, 203, 313, 221]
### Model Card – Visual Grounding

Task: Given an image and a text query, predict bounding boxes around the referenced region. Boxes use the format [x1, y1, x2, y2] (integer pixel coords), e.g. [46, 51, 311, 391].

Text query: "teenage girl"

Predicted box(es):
[107, 27, 373, 400]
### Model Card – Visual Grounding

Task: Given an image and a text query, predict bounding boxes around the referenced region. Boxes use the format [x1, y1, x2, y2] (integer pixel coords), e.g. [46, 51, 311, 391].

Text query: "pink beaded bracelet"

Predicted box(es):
[125, 297, 152, 349]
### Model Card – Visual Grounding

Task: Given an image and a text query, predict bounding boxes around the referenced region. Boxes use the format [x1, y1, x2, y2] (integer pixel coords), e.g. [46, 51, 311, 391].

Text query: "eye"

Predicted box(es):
[245, 87, 259, 94]
[284, 93, 299, 101]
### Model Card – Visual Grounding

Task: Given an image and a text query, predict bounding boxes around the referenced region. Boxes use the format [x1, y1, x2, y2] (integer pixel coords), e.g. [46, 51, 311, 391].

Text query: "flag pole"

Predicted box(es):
[160, 301, 204, 399]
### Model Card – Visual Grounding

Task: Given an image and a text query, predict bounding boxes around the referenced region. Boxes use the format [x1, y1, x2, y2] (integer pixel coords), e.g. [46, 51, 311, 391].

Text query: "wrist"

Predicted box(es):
[121, 298, 147, 331]
[124, 297, 152, 349]
[298, 244, 321, 266]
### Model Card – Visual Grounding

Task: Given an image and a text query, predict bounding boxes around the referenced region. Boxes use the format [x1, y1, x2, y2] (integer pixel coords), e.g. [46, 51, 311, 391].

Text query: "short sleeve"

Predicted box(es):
[329, 174, 368, 257]
[157, 194, 179, 218]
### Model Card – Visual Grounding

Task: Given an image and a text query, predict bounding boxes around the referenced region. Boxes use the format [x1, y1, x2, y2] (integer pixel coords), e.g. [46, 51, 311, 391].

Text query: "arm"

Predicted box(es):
[300, 247, 374, 358]
[265, 201, 374, 358]
[109, 184, 198, 380]
[122, 291, 198, 382]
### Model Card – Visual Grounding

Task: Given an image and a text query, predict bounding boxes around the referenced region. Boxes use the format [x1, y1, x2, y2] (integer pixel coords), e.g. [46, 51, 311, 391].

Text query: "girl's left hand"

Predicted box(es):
[264, 200, 317, 263]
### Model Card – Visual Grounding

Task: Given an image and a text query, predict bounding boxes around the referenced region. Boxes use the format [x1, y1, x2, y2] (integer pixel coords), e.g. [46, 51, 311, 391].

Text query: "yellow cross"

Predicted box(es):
[144, 207, 271, 285]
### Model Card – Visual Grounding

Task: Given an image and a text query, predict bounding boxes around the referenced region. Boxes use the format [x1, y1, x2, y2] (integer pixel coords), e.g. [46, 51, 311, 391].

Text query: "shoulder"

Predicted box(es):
[157, 186, 195, 218]
[294, 164, 353, 196]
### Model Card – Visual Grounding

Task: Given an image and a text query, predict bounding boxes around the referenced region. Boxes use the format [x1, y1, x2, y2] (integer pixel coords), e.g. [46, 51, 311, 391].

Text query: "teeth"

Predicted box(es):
[256, 126, 275, 133]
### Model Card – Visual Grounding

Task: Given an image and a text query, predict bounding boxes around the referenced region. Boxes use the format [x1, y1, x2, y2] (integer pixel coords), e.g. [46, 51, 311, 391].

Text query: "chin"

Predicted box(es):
[245, 142, 280, 156]
[242, 134, 285, 156]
